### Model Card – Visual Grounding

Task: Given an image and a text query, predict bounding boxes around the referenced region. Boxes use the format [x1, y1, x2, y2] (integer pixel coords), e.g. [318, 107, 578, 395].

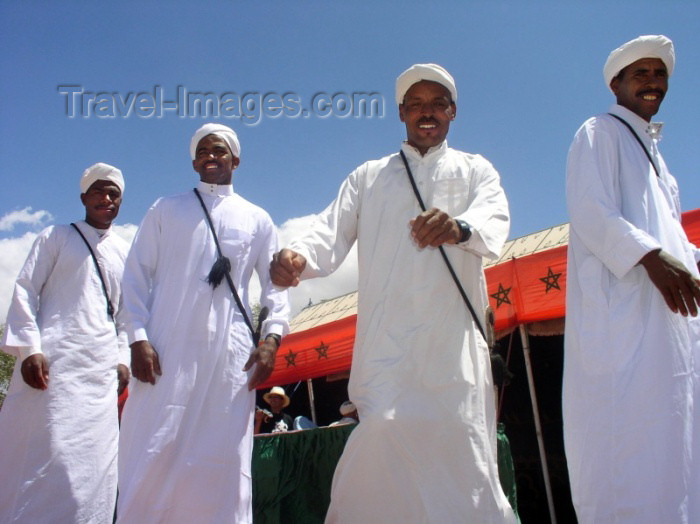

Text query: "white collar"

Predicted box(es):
[76, 219, 110, 238]
[197, 181, 234, 197]
[400, 139, 448, 160]
[608, 104, 664, 142]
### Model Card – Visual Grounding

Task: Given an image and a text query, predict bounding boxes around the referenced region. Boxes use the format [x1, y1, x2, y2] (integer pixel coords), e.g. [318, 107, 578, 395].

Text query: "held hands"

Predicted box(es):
[130, 340, 162, 385]
[270, 249, 307, 287]
[21, 353, 49, 390]
[410, 208, 461, 249]
[244, 338, 279, 391]
[639, 249, 700, 317]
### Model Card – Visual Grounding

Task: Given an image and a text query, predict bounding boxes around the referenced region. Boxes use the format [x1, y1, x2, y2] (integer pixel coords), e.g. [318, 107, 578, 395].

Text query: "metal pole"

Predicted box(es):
[519, 324, 557, 523]
[306, 378, 317, 425]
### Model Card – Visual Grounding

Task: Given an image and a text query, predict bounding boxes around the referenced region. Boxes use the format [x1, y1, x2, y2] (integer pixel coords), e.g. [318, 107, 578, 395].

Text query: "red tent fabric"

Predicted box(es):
[261, 315, 357, 387]
[259, 209, 700, 388]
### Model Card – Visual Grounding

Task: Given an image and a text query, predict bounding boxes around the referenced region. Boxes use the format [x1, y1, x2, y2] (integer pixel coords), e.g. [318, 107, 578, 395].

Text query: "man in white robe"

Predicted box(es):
[271, 64, 516, 523]
[0, 163, 130, 523]
[117, 123, 289, 524]
[564, 35, 700, 523]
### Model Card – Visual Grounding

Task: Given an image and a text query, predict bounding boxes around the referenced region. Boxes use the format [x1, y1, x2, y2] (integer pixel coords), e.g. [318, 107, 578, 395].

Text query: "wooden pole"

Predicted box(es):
[519, 324, 557, 523]
[306, 378, 317, 425]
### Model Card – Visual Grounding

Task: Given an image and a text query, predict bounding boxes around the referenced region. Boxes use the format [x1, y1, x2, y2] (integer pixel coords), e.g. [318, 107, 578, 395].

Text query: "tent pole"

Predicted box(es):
[306, 378, 317, 425]
[519, 324, 557, 523]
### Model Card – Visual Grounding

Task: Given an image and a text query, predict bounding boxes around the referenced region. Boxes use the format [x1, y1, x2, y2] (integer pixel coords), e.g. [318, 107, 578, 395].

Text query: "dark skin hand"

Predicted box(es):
[130, 337, 278, 390]
[255, 408, 270, 424]
[117, 363, 130, 395]
[244, 338, 279, 390]
[21, 353, 50, 390]
[130, 340, 162, 385]
[270, 249, 308, 288]
[638, 249, 700, 317]
[409, 208, 461, 249]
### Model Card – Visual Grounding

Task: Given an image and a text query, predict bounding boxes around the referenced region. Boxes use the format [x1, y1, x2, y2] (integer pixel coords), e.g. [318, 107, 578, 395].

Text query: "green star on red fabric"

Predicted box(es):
[490, 283, 512, 308]
[539, 267, 562, 293]
[284, 349, 297, 368]
[315, 342, 329, 360]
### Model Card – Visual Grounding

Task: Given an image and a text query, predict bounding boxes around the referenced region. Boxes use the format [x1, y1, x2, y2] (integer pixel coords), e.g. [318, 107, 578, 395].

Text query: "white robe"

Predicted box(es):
[290, 141, 516, 523]
[0, 222, 129, 524]
[117, 182, 289, 524]
[564, 104, 700, 523]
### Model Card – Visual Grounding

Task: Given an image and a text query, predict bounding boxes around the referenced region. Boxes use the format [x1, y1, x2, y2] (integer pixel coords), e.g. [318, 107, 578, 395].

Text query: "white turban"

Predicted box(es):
[395, 63, 457, 105]
[80, 162, 124, 194]
[189, 123, 241, 160]
[339, 401, 356, 416]
[603, 35, 675, 92]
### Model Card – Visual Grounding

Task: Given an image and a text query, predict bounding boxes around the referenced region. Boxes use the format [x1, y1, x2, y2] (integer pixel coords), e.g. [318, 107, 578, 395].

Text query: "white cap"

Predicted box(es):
[190, 123, 241, 160]
[80, 162, 124, 194]
[395, 63, 457, 105]
[339, 400, 356, 416]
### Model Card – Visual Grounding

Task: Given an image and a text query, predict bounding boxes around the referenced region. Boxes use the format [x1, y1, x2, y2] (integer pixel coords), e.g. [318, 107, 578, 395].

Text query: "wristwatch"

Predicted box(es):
[265, 333, 282, 348]
[455, 219, 472, 243]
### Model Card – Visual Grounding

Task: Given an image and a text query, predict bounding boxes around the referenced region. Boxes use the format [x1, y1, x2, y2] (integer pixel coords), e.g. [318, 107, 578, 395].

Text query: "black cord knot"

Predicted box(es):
[207, 255, 231, 289]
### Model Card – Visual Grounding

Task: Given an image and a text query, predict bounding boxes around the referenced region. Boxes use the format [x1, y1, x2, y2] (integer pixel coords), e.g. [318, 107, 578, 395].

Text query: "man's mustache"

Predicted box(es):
[637, 88, 665, 98]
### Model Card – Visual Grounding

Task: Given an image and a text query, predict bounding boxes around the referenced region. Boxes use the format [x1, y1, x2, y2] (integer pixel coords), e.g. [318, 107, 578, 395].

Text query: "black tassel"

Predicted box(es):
[207, 255, 231, 289]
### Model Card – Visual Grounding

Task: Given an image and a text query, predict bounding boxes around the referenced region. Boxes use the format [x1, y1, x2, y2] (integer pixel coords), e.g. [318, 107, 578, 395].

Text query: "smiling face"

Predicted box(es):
[610, 57, 668, 122]
[399, 80, 456, 155]
[192, 134, 240, 185]
[81, 179, 122, 229]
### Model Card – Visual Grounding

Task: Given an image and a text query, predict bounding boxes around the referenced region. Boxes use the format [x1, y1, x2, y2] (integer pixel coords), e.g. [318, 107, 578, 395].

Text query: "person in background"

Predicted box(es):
[255, 386, 293, 434]
[329, 400, 359, 426]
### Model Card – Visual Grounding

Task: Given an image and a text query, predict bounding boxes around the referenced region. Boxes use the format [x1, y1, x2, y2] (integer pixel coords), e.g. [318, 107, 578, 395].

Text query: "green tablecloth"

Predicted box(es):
[253, 424, 355, 524]
[252, 423, 518, 523]
[497, 423, 520, 522]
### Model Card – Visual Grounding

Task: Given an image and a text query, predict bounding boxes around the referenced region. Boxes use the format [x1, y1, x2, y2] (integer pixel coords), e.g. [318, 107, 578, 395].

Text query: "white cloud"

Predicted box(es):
[112, 223, 138, 244]
[0, 208, 53, 232]
[0, 232, 39, 324]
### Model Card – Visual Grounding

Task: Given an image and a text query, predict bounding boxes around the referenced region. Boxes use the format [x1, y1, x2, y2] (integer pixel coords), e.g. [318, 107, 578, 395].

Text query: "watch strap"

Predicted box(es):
[265, 333, 282, 348]
[456, 219, 471, 243]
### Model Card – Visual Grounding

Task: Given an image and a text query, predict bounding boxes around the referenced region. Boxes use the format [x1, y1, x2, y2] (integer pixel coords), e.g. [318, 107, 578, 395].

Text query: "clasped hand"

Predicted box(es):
[410, 208, 460, 249]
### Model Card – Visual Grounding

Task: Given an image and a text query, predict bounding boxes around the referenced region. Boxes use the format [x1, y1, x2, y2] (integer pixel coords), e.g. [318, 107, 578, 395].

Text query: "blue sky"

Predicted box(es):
[1, 1, 699, 320]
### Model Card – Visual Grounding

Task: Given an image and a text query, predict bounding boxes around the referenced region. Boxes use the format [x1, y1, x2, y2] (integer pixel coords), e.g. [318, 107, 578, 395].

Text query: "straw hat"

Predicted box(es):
[263, 386, 290, 408]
